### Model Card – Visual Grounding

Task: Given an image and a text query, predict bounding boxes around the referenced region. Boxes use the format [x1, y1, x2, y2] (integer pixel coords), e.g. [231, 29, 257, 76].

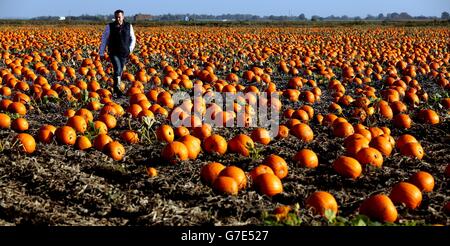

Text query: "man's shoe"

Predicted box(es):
[114, 88, 125, 98]
[113, 76, 125, 97]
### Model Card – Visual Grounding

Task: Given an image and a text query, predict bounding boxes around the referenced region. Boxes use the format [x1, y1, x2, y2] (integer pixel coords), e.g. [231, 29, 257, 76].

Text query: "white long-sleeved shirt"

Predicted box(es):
[99, 23, 136, 56]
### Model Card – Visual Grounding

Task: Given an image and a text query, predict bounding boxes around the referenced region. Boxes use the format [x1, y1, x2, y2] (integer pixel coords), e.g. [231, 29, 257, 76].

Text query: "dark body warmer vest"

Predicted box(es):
[108, 22, 131, 57]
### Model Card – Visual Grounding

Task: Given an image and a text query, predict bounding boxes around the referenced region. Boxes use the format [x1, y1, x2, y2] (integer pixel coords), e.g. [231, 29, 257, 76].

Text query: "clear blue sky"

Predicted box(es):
[0, 0, 448, 19]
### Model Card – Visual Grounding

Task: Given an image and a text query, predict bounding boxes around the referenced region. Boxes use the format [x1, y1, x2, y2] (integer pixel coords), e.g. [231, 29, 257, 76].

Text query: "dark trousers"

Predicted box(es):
[110, 55, 128, 77]
[110, 55, 128, 88]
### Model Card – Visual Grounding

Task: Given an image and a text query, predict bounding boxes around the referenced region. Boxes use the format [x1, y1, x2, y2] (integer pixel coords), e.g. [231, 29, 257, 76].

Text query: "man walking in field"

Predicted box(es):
[99, 9, 136, 97]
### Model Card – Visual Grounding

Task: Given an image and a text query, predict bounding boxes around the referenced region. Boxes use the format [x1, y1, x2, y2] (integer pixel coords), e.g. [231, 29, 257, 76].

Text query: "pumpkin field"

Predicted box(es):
[0, 24, 449, 226]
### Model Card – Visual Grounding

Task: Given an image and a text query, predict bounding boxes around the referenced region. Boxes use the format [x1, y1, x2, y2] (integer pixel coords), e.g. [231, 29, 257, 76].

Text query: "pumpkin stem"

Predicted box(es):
[139, 116, 156, 144]
[10, 138, 19, 150]
[127, 116, 132, 131]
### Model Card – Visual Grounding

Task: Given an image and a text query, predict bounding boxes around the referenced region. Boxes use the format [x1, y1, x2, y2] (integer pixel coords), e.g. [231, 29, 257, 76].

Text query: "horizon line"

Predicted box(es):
[0, 11, 446, 20]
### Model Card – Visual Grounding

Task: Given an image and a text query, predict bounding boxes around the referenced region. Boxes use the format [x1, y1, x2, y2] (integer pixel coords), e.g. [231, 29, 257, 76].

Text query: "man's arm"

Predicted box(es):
[99, 25, 110, 56]
[129, 24, 136, 53]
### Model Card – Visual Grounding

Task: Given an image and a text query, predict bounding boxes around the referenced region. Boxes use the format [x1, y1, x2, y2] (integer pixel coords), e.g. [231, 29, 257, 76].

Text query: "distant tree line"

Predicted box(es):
[32, 14, 110, 21]
[31, 11, 450, 22]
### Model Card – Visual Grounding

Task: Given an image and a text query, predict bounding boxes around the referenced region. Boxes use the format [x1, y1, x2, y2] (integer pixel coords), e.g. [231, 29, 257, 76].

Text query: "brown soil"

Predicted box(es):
[1, 78, 448, 226]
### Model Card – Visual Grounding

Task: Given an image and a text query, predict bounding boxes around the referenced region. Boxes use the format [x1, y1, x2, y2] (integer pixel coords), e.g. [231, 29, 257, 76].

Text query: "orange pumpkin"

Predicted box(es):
[409, 171, 434, 192]
[332, 121, 354, 138]
[104, 141, 126, 161]
[290, 123, 314, 142]
[368, 127, 384, 139]
[400, 142, 424, 160]
[121, 130, 139, 144]
[204, 134, 227, 155]
[369, 136, 393, 157]
[174, 126, 190, 138]
[200, 162, 226, 185]
[11, 117, 29, 132]
[0, 113, 11, 129]
[396, 134, 418, 150]
[393, 113, 412, 129]
[192, 124, 212, 140]
[418, 109, 439, 125]
[272, 205, 291, 220]
[294, 149, 319, 168]
[98, 113, 117, 129]
[250, 128, 272, 145]
[354, 127, 372, 142]
[355, 147, 383, 168]
[38, 124, 56, 144]
[55, 126, 76, 145]
[254, 173, 283, 197]
[8, 102, 26, 115]
[180, 135, 201, 159]
[218, 166, 247, 190]
[146, 167, 158, 177]
[161, 141, 189, 164]
[306, 191, 338, 216]
[67, 115, 87, 133]
[75, 136, 92, 150]
[15, 133, 36, 154]
[75, 108, 94, 122]
[156, 124, 174, 143]
[276, 125, 289, 139]
[93, 134, 113, 151]
[332, 156, 362, 179]
[344, 134, 369, 157]
[263, 154, 288, 179]
[359, 194, 398, 222]
[213, 176, 239, 195]
[228, 134, 255, 157]
[389, 182, 422, 209]
[64, 108, 76, 118]
[249, 165, 275, 181]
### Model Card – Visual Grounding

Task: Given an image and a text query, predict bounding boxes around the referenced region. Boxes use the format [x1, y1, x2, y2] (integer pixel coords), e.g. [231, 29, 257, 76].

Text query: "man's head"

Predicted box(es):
[114, 9, 124, 25]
